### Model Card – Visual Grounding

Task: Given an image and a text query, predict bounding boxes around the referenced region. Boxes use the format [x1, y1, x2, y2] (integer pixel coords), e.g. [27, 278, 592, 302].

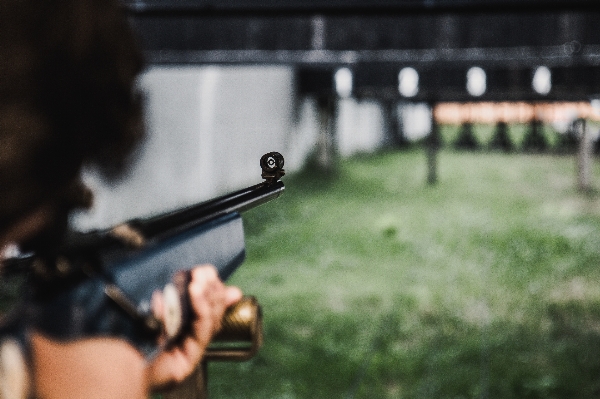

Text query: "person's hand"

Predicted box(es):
[146, 265, 242, 390]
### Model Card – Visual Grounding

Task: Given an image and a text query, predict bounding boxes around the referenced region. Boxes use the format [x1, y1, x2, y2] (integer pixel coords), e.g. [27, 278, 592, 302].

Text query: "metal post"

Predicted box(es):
[316, 95, 337, 170]
[382, 99, 409, 148]
[576, 118, 593, 192]
[427, 105, 440, 185]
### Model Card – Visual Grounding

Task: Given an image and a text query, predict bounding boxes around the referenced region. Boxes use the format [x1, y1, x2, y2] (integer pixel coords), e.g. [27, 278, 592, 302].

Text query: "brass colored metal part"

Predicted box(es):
[31, 259, 51, 280]
[109, 224, 146, 248]
[55, 256, 71, 276]
[104, 283, 161, 335]
[204, 296, 263, 361]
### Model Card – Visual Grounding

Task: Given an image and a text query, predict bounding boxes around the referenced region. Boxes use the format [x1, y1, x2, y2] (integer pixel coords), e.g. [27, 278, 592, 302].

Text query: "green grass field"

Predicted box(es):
[208, 149, 600, 399]
[439, 123, 561, 149]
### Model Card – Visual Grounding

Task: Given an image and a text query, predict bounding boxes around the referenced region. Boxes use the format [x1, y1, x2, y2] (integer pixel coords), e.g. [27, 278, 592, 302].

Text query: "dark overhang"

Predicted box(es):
[127, 8, 600, 68]
[124, 0, 600, 101]
[123, 0, 599, 14]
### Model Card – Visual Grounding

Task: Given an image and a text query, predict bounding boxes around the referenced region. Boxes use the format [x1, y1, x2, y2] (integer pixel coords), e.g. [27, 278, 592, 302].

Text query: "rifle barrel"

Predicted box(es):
[133, 180, 284, 239]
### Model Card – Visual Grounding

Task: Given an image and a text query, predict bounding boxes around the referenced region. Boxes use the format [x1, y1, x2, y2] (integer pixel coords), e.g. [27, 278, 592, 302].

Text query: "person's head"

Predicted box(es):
[0, 0, 144, 247]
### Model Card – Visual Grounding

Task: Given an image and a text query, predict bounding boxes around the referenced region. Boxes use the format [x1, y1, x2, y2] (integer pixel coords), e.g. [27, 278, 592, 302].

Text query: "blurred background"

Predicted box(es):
[79, 1, 600, 397]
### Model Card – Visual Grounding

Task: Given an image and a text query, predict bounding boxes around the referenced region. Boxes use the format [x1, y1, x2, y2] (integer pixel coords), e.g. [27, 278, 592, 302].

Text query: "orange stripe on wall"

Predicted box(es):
[433, 102, 600, 124]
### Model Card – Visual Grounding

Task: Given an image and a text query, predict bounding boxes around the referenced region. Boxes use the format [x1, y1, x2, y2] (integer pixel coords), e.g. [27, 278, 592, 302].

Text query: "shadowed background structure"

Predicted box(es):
[20, 1, 600, 397]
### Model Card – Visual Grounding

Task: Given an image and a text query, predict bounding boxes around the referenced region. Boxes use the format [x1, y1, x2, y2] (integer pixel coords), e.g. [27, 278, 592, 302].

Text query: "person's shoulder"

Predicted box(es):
[0, 337, 30, 399]
[30, 334, 147, 399]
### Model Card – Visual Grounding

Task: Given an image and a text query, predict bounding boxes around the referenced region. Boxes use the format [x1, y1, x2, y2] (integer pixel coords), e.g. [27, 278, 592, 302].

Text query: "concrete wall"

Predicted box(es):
[74, 66, 299, 230]
[72, 66, 415, 231]
[337, 99, 386, 157]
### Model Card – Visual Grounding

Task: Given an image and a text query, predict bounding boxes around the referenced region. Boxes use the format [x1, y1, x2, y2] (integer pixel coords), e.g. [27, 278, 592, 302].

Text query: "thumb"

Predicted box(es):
[224, 286, 243, 307]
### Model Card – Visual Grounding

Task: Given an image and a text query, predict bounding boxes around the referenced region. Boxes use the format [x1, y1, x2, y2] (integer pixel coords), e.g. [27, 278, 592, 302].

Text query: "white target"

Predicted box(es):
[398, 67, 419, 98]
[466, 67, 486, 97]
[532, 66, 552, 95]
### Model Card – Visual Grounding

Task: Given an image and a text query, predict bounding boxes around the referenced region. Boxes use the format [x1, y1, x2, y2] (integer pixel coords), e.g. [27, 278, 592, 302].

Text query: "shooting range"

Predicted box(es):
[71, 0, 600, 397]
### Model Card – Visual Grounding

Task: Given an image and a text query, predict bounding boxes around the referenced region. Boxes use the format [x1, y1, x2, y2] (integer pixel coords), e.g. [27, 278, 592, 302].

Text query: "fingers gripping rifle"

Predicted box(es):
[1, 152, 284, 366]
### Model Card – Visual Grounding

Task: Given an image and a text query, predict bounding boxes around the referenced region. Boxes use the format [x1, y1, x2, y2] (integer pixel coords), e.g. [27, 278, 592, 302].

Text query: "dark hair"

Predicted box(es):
[0, 0, 144, 233]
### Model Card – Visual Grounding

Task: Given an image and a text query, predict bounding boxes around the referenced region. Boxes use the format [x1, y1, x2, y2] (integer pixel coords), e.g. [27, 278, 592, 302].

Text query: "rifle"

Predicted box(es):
[1, 152, 285, 394]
